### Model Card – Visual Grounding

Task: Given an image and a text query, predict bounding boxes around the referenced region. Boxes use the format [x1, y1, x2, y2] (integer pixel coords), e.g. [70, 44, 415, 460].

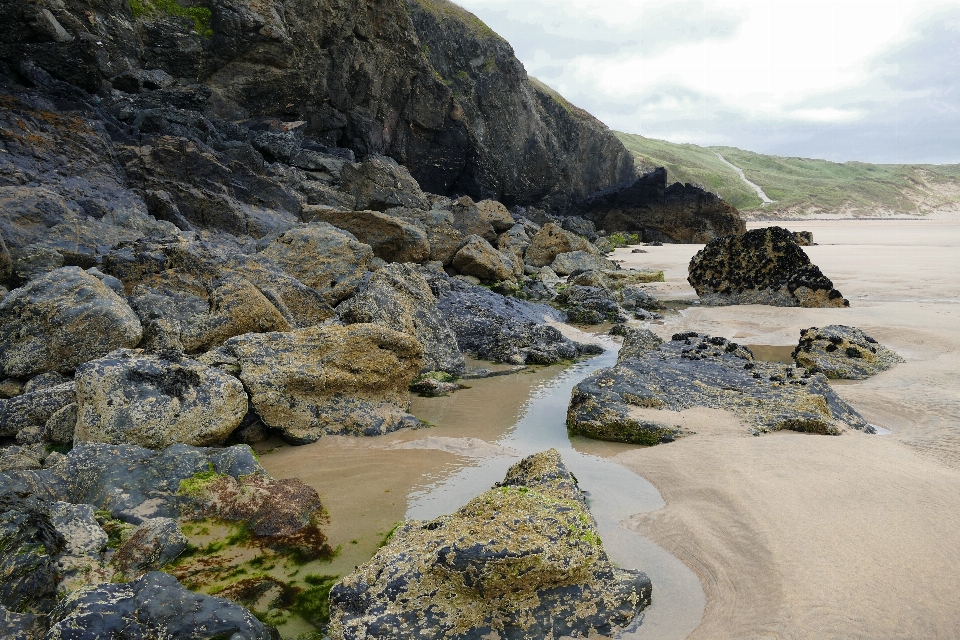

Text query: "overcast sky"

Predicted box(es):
[455, 0, 960, 164]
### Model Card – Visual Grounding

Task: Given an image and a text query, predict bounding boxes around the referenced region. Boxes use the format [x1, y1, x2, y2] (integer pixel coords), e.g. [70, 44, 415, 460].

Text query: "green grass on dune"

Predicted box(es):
[615, 131, 960, 216]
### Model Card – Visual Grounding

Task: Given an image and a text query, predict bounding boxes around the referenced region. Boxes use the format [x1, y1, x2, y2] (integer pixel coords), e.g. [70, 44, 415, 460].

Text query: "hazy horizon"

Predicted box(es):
[455, 0, 960, 165]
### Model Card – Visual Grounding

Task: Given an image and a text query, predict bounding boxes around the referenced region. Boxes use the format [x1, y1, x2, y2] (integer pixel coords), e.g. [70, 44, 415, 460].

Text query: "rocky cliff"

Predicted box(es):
[0, 0, 633, 207]
[571, 167, 746, 242]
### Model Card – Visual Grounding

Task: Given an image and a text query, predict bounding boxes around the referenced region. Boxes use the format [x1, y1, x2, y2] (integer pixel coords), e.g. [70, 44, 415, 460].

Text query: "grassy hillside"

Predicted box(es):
[615, 131, 960, 217]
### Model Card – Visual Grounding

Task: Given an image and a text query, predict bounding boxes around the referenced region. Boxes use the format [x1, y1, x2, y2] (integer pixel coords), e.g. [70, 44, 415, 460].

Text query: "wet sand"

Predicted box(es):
[612, 217, 960, 638]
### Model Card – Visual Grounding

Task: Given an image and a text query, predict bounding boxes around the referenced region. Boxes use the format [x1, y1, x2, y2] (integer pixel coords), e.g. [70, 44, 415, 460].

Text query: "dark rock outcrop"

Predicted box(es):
[45, 571, 274, 640]
[688, 226, 848, 307]
[793, 325, 904, 379]
[571, 168, 746, 242]
[329, 449, 651, 640]
[555, 286, 627, 325]
[433, 275, 600, 365]
[568, 332, 869, 444]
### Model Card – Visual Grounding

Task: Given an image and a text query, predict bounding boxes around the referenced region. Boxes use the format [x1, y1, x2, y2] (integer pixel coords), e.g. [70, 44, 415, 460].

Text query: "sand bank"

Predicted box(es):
[610, 217, 960, 638]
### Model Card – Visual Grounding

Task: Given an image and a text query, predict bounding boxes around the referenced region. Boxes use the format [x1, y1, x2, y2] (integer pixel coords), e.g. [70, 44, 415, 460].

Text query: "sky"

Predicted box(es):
[454, 0, 960, 164]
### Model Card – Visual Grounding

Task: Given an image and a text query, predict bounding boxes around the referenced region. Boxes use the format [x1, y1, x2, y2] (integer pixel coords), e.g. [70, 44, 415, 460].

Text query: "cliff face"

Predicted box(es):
[406, 0, 635, 208]
[573, 168, 747, 243]
[0, 0, 633, 207]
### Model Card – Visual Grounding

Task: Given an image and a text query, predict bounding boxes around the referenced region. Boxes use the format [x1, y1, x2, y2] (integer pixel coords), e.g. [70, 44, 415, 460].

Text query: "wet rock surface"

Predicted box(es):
[434, 276, 599, 365]
[568, 332, 869, 444]
[329, 449, 651, 640]
[793, 325, 904, 379]
[226, 324, 423, 443]
[688, 226, 848, 307]
[572, 168, 746, 242]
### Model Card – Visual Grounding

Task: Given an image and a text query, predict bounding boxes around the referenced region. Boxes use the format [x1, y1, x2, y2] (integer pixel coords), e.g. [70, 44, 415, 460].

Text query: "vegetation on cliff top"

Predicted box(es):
[128, 0, 213, 37]
[616, 131, 960, 216]
[409, 0, 502, 41]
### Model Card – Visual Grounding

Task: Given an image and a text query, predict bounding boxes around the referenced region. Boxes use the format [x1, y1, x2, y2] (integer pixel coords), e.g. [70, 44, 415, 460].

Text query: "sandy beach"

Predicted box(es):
[612, 216, 960, 638]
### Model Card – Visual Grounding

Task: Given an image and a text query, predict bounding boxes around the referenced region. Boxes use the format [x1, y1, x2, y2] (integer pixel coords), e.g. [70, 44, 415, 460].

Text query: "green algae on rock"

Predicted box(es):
[568, 332, 870, 442]
[793, 325, 905, 379]
[328, 449, 651, 640]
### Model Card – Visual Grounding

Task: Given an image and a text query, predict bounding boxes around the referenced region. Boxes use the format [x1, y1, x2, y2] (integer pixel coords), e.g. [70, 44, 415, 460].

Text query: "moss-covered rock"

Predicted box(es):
[329, 449, 650, 640]
[793, 325, 904, 379]
[226, 324, 423, 443]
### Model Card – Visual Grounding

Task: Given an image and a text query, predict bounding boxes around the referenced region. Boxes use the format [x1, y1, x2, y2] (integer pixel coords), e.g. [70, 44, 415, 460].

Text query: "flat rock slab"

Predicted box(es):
[688, 226, 848, 307]
[793, 325, 904, 379]
[329, 449, 650, 640]
[226, 324, 423, 443]
[568, 332, 869, 444]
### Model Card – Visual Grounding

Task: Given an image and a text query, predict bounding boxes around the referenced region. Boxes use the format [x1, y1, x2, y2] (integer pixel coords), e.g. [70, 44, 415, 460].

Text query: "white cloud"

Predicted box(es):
[455, 0, 960, 162]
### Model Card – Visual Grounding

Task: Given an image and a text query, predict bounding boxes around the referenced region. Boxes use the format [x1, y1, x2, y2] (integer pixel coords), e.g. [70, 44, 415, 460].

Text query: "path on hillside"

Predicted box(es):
[716, 153, 775, 205]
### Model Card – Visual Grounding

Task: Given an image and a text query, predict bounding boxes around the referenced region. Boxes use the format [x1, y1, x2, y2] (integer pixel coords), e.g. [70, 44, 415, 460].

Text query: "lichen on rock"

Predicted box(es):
[793, 325, 904, 379]
[329, 449, 651, 640]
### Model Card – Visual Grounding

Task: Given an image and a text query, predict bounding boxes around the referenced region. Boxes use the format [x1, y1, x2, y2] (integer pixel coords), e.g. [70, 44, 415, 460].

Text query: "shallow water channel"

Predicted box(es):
[407, 338, 706, 639]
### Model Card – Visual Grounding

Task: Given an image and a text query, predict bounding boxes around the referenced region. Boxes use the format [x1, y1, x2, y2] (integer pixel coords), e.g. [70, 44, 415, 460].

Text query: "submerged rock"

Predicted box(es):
[568, 332, 869, 443]
[45, 571, 273, 640]
[74, 350, 248, 449]
[0, 267, 142, 378]
[336, 264, 465, 376]
[226, 324, 422, 443]
[688, 226, 848, 307]
[329, 449, 650, 640]
[793, 325, 904, 379]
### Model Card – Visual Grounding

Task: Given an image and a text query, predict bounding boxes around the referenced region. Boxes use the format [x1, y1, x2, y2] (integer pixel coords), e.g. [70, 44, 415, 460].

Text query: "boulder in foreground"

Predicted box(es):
[568, 332, 869, 443]
[226, 324, 422, 443]
[793, 325, 904, 379]
[688, 226, 848, 307]
[329, 449, 651, 640]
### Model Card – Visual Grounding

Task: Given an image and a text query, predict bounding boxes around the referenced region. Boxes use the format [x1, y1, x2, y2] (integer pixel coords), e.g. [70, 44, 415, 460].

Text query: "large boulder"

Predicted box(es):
[449, 196, 516, 244]
[688, 226, 848, 307]
[329, 449, 651, 640]
[74, 350, 248, 449]
[225, 324, 423, 444]
[339, 155, 430, 211]
[793, 325, 904, 379]
[572, 167, 747, 242]
[568, 332, 869, 444]
[555, 286, 627, 325]
[524, 222, 596, 267]
[0, 267, 142, 378]
[387, 207, 465, 266]
[307, 208, 431, 263]
[336, 264, 465, 376]
[550, 250, 617, 276]
[451, 235, 517, 282]
[0, 382, 75, 439]
[45, 572, 274, 640]
[615, 327, 664, 364]
[258, 222, 375, 305]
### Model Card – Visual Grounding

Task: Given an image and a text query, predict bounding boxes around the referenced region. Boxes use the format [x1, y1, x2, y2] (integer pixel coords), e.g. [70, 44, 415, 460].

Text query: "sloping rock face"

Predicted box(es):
[0, 0, 633, 208]
[793, 325, 904, 379]
[73, 349, 248, 448]
[688, 226, 848, 307]
[568, 332, 869, 444]
[572, 168, 746, 242]
[225, 324, 423, 443]
[329, 449, 651, 640]
[0, 267, 142, 378]
[336, 263, 465, 376]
